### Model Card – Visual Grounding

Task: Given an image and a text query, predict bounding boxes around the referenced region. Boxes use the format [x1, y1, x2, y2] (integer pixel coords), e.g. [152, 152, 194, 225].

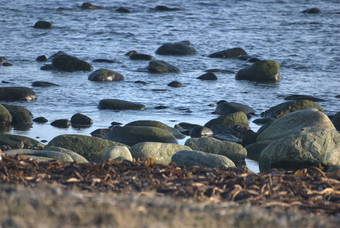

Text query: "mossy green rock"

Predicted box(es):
[185, 137, 246, 166]
[261, 100, 324, 119]
[130, 142, 191, 165]
[235, 60, 280, 82]
[104, 126, 178, 146]
[48, 134, 126, 161]
[4, 149, 74, 162]
[257, 109, 335, 142]
[0, 104, 12, 126]
[0, 134, 44, 149]
[259, 127, 340, 172]
[102, 146, 132, 161]
[245, 140, 273, 161]
[88, 69, 124, 81]
[171, 150, 236, 169]
[43, 145, 88, 163]
[205, 112, 249, 129]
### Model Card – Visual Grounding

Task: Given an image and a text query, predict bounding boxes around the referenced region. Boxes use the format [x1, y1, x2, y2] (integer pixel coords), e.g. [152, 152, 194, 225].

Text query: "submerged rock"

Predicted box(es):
[235, 60, 280, 82]
[129, 54, 154, 60]
[71, 113, 93, 128]
[50, 119, 71, 128]
[52, 53, 93, 72]
[208, 48, 247, 58]
[147, 60, 181, 73]
[284, 94, 325, 102]
[155, 41, 197, 56]
[301, 8, 321, 14]
[33, 117, 48, 123]
[168, 81, 184, 87]
[153, 5, 182, 11]
[197, 72, 217, 80]
[0, 87, 36, 101]
[81, 2, 104, 9]
[214, 100, 255, 116]
[88, 69, 124, 81]
[33, 21, 53, 29]
[32, 81, 59, 87]
[98, 99, 146, 111]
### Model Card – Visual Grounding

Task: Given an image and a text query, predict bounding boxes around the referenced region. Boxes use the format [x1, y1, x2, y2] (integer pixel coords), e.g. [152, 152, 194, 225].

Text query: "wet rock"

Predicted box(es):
[213, 100, 255, 116]
[5, 149, 74, 162]
[52, 53, 93, 72]
[88, 69, 124, 81]
[98, 99, 146, 111]
[284, 94, 325, 102]
[257, 108, 335, 142]
[208, 47, 247, 58]
[190, 126, 214, 138]
[154, 105, 168, 109]
[241, 130, 258, 146]
[0, 57, 8, 63]
[259, 127, 340, 172]
[2, 104, 33, 130]
[104, 126, 178, 146]
[171, 150, 236, 169]
[239, 55, 261, 62]
[48, 134, 126, 161]
[36, 55, 48, 61]
[50, 119, 71, 128]
[32, 81, 59, 87]
[261, 100, 324, 119]
[175, 122, 200, 136]
[155, 41, 197, 56]
[2, 62, 12, 66]
[0, 134, 44, 150]
[116, 7, 131, 13]
[245, 140, 273, 161]
[197, 72, 217, 80]
[235, 60, 280, 82]
[33, 21, 53, 29]
[90, 128, 111, 138]
[0, 87, 36, 101]
[147, 60, 181, 73]
[130, 142, 191, 165]
[125, 50, 137, 56]
[331, 111, 340, 131]
[43, 146, 88, 163]
[252, 118, 275, 125]
[101, 146, 132, 161]
[70, 113, 93, 128]
[302, 8, 321, 14]
[33, 117, 48, 123]
[92, 59, 115, 63]
[81, 2, 104, 9]
[205, 112, 250, 129]
[129, 53, 154, 60]
[40, 64, 58, 71]
[0, 104, 12, 127]
[168, 81, 184, 87]
[185, 137, 247, 166]
[153, 5, 181, 11]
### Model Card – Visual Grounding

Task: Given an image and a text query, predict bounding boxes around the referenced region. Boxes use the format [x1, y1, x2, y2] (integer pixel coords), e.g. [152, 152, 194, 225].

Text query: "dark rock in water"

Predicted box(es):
[134, 80, 148, 85]
[88, 69, 124, 81]
[205, 69, 235, 74]
[81, 2, 104, 9]
[90, 128, 110, 138]
[129, 54, 154, 60]
[33, 117, 48, 123]
[98, 99, 146, 111]
[252, 117, 275, 125]
[175, 122, 200, 135]
[71, 113, 93, 128]
[261, 100, 324, 119]
[147, 60, 181, 73]
[92, 59, 115, 63]
[241, 130, 258, 146]
[152, 89, 170, 92]
[125, 50, 138, 56]
[238, 55, 261, 62]
[0, 87, 36, 101]
[153, 5, 181, 11]
[2, 104, 33, 130]
[0, 134, 45, 150]
[50, 119, 71, 128]
[36, 55, 48, 61]
[40, 64, 58, 71]
[197, 72, 217, 80]
[104, 126, 178, 146]
[2, 62, 12, 66]
[0, 57, 8, 63]
[32, 81, 59, 87]
[302, 8, 321, 14]
[154, 105, 168, 110]
[284, 94, 325, 102]
[190, 126, 214, 138]
[52, 53, 93, 72]
[214, 100, 255, 116]
[335, 95, 340, 98]
[34, 21, 53, 29]
[111, 121, 122, 127]
[208, 47, 247, 58]
[236, 60, 280, 82]
[156, 41, 197, 56]
[0, 104, 12, 127]
[168, 81, 184, 87]
[205, 112, 250, 129]
[331, 111, 340, 131]
[116, 7, 131, 13]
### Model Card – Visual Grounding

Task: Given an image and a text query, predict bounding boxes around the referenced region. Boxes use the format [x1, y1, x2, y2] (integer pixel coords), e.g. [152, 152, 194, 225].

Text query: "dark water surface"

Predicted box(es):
[1, 0, 340, 172]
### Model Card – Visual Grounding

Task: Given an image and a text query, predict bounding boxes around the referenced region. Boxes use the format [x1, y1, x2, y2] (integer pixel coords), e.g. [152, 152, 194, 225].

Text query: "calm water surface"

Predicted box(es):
[1, 0, 340, 172]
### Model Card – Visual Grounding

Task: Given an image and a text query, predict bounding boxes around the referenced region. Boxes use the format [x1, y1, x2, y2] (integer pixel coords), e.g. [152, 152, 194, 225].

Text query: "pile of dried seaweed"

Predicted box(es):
[1, 154, 339, 214]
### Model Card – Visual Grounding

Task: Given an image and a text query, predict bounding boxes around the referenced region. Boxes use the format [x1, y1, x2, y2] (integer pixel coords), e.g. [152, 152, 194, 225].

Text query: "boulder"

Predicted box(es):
[32, 81, 59, 87]
[261, 100, 324, 119]
[50, 119, 71, 128]
[197, 72, 217, 80]
[208, 48, 247, 58]
[155, 41, 197, 56]
[71, 113, 93, 128]
[245, 140, 273, 161]
[235, 60, 280, 82]
[116, 7, 131, 13]
[171, 150, 236, 169]
[259, 127, 340, 172]
[101, 146, 132, 161]
[33, 117, 48, 123]
[0, 134, 44, 150]
[0, 104, 12, 127]
[147, 60, 181, 73]
[90, 128, 111, 138]
[153, 5, 181, 11]
[129, 54, 154, 60]
[301, 8, 321, 14]
[33, 21, 53, 29]
[104, 126, 178, 146]
[205, 112, 250, 129]
[0, 87, 36, 101]
[52, 53, 93, 72]
[81, 2, 104, 9]
[43, 145, 88, 163]
[257, 108, 335, 142]
[213, 100, 255, 116]
[331, 111, 340, 131]
[168, 81, 184, 87]
[130, 142, 191, 165]
[284, 94, 325, 102]
[98, 99, 146, 111]
[185, 137, 247, 166]
[36, 55, 48, 62]
[5, 149, 74, 162]
[2, 104, 33, 130]
[190, 126, 214, 138]
[88, 69, 124, 81]
[47, 134, 126, 161]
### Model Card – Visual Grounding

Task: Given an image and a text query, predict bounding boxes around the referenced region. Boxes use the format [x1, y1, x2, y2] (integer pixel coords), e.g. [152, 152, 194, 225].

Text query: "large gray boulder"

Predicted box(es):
[147, 60, 181, 73]
[213, 101, 255, 116]
[130, 142, 191, 165]
[259, 127, 340, 172]
[47, 134, 126, 161]
[184, 137, 247, 166]
[235, 60, 280, 82]
[101, 146, 132, 161]
[171, 150, 236, 169]
[0, 87, 37, 101]
[0, 134, 44, 150]
[0, 104, 12, 127]
[52, 53, 93, 72]
[208, 48, 247, 58]
[261, 100, 324, 119]
[88, 69, 124, 81]
[104, 126, 178, 146]
[155, 41, 197, 56]
[257, 108, 335, 142]
[98, 99, 146, 111]
[42, 146, 88, 163]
